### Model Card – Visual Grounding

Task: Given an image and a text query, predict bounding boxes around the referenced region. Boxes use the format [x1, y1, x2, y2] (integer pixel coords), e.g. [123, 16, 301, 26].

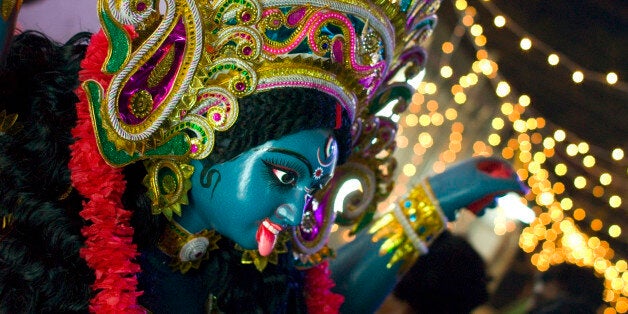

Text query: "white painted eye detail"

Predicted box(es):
[272, 168, 296, 185]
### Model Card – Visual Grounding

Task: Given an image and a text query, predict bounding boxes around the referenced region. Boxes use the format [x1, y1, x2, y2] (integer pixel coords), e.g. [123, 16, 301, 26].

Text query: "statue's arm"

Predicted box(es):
[330, 156, 528, 313]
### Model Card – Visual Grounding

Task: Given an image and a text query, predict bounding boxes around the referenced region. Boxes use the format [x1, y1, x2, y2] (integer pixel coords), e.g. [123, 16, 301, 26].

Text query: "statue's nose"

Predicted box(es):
[273, 204, 302, 227]
[273, 194, 312, 227]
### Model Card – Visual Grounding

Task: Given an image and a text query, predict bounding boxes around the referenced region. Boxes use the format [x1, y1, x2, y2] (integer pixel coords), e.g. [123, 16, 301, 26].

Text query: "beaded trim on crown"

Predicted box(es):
[83, 0, 441, 252]
[85, 0, 438, 166]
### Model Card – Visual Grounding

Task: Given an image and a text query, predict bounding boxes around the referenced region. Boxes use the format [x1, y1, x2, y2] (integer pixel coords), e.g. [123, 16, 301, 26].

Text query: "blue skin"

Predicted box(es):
[176, 128, 338, 250]
[332, 156, 528, 313]
[139, 128, 338, 312]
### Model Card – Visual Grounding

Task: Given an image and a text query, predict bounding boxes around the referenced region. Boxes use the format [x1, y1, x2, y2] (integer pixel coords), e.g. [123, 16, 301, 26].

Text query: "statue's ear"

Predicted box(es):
[0, 0, 22, 62]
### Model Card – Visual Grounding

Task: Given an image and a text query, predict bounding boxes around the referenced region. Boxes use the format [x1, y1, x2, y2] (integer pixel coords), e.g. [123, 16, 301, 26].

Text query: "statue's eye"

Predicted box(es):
[262, 159, 302, 189]
[272, 168, 297, 185]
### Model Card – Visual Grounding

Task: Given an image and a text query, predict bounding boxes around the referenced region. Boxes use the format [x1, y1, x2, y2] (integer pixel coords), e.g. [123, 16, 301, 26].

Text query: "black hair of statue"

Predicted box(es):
[0, 31, 94, 313]
[202, 86, 353, 166]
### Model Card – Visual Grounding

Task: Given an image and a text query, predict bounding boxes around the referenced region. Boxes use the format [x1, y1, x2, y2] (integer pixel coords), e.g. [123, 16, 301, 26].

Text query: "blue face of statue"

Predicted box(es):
[180, 129, 338, 255]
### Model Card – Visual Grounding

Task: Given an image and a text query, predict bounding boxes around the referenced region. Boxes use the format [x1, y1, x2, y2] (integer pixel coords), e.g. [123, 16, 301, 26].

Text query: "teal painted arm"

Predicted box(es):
[330, 156, 528, 313]
[429, 156, 528, 221]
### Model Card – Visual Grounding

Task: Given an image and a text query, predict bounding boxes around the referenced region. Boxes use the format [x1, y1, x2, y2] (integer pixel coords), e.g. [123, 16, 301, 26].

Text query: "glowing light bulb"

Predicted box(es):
[600, 173, 612, 186]
[478, 59, 493, 75]
[494, 15, 506, 28]
[402, 163, 416, 176]
[543, 137, 556, 149]
[474, 35, 487, 47]
[440, 66, 453, 78]
[492, 117, 504, 130]
[554, 130, 566, 141]
[470, 24, 483, 36]
[488, 134, 501, 146]
[501, 102, 513, 115]
[561, 198, 574, 210]
[547, 54, 560, 65]
[418, 132, 433, 147]
[573, 208, 585, 221]
[513, 120, 527, 133]
[454, 0, 467, 11]
[442, 42, 454, 54]
[609, 196, 622, 208]
[519, 94, 531, 106]
[496, 81, 511, 97]
[572, 71, 584, 83]
[424, 82, 437, 94]
[591, 219, 603, 231]
[611, 148, 624, 160]
[520, 37, 532, 50]
[405, 114, 418, 127]
[566, 144, 578, 156]
[583, 155, 596, 167]
[574, 176, 587, 189]
[606, 72, 618, 85]
[454, 92, 467, 104]
[538, 192, 554, 206]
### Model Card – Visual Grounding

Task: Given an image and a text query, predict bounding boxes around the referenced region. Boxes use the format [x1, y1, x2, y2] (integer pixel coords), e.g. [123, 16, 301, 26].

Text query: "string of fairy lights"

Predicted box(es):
[477, 0, 628, 93]
[386, 0, 627, 312]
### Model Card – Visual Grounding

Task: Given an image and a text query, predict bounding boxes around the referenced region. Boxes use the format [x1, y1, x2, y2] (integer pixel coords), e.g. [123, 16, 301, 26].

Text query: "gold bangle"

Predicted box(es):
[369, 180, 446, 270]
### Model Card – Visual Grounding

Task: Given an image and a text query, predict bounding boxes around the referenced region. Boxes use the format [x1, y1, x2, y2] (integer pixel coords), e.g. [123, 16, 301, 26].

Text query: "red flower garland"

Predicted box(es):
[304, 261, 345, 313]
[69, 28, 144, 313]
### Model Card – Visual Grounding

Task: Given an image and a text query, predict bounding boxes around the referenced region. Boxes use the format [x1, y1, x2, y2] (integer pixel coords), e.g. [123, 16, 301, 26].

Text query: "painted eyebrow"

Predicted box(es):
[265, 148, 313, 175]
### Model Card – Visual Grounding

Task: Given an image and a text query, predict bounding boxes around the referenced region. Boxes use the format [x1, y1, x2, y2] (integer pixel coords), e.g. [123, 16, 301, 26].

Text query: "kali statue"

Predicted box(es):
[0, 0, 527, 312]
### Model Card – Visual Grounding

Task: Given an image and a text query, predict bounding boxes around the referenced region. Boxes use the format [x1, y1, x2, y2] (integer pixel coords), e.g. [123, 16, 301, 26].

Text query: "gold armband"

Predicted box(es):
[369, 180, 446, 270]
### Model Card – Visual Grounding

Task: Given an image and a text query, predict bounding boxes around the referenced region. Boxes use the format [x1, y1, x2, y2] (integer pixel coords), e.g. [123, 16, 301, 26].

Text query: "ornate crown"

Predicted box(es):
[83, 0, 440, 226]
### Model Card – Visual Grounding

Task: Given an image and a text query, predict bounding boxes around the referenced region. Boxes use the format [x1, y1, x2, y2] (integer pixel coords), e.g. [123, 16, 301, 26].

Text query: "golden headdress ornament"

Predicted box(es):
[83, 0, 440, 222]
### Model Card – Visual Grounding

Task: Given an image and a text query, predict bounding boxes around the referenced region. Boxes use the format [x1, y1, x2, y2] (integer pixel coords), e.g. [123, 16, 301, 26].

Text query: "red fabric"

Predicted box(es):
[69, 27, 145, 313]
[304, 261, 345, 313]
[335, 103, 342, 129]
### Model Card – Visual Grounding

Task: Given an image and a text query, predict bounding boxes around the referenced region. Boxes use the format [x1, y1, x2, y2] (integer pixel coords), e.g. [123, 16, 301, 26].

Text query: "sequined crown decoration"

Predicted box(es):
[83, 0, 440, 217]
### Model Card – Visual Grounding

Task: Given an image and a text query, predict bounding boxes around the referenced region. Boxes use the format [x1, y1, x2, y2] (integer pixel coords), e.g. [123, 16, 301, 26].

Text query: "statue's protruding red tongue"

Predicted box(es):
[256, 219, 283, 256]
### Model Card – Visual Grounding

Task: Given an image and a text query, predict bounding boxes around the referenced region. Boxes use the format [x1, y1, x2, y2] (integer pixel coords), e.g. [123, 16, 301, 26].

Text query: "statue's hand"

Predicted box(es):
[428, 156, 529, 221]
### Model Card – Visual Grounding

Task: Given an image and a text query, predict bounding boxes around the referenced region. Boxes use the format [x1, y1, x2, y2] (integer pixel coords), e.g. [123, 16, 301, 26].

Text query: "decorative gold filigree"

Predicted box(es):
[1, 213, 12, 230]
[143, 160, 194, 219]
[294, 245, 335, 270]
[1, 0, 20, 21]
[0, 110, 19, 134]
[238, 233, 289, 272]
